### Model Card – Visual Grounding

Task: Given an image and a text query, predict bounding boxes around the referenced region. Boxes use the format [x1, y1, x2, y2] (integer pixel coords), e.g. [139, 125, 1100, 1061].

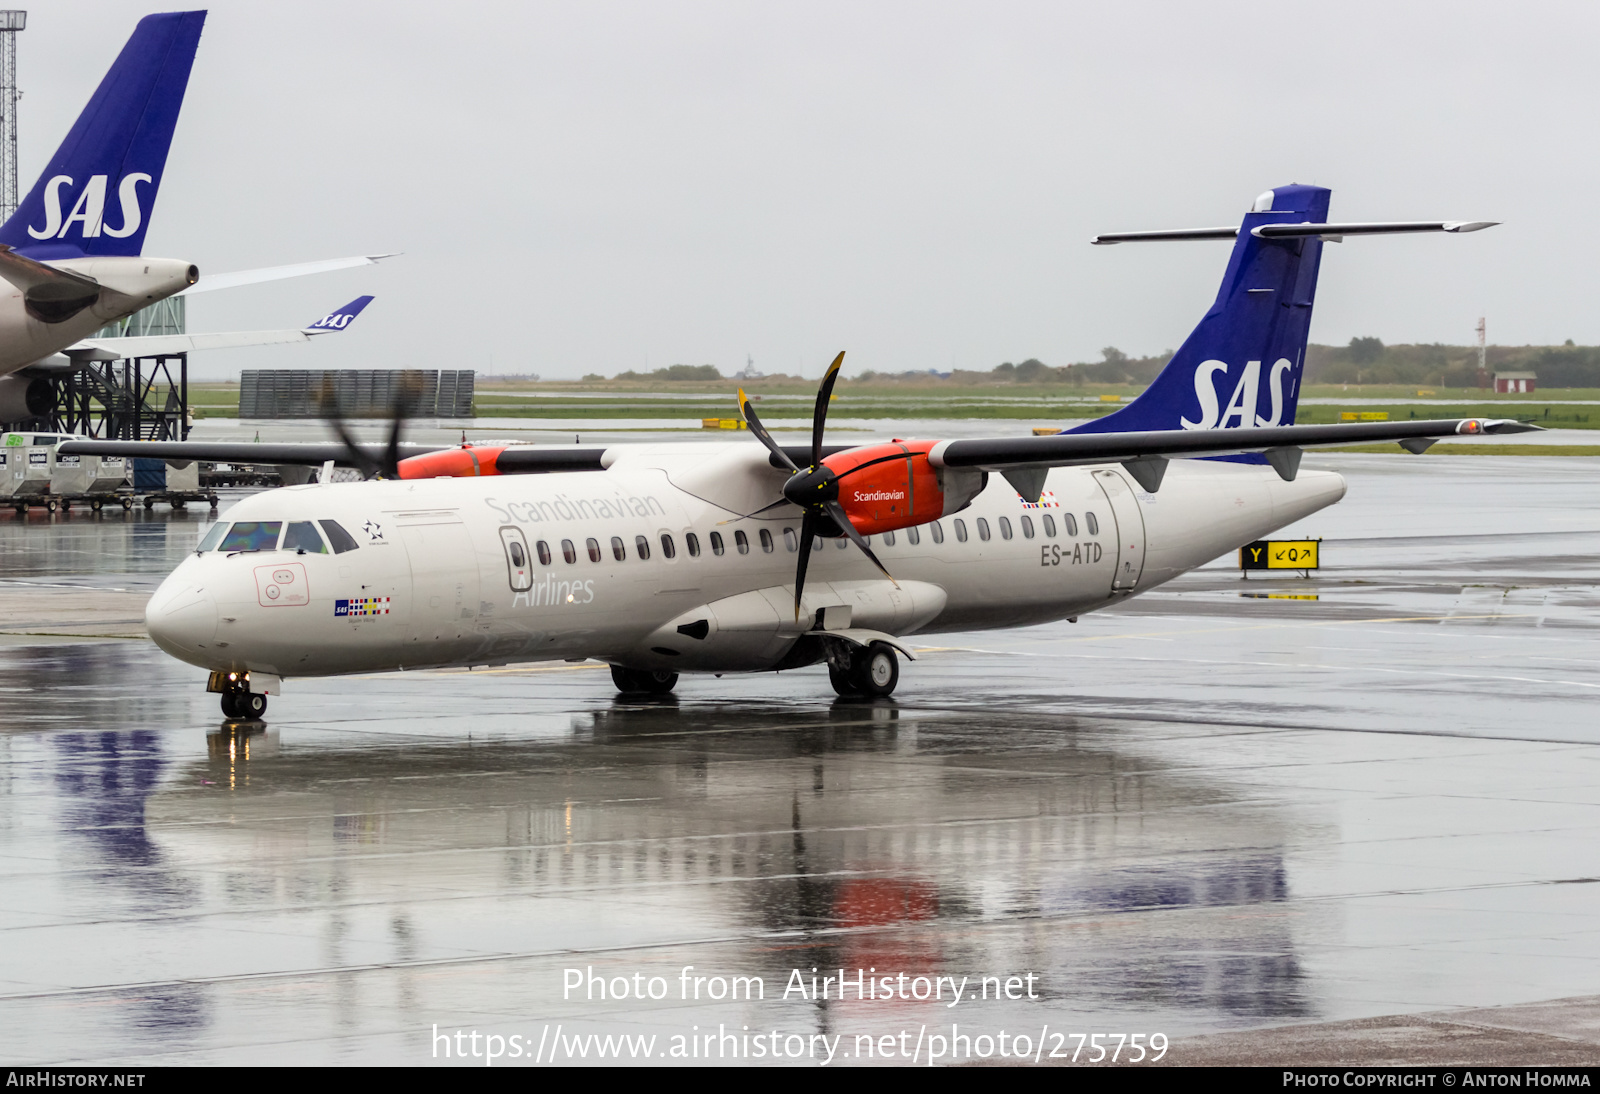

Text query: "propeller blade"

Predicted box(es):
[825, 500, 898, 587]
[379, 371, 424, 478]
[811, 351, 845, 468]
[715, 497, 793, 525]
[793, 510, 819, 621]
[317, 378, 381, 479]
[738, 387, 796, 472]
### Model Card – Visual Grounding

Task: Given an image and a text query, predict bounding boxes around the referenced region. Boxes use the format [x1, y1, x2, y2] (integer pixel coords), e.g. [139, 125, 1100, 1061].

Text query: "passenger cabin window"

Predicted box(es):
[977, 518, 991, 542]
[220, 522, 282, 553]
[998, 516, 1013, 541]
[1020, 515, 1034, 539]
[710, 531, 725, 556]
[561, 538, 577, 564]
[198, 523, 229, 552]
[1085, 512, 1099, 536]
[930, 521, 944, 544]
[587, 537, 602, 563]
[759, 529, 774, 553]
[1064, 513, 1079, 536]
[906, 526, 920, 546]
[536, 540, 552, 566]
[611, 536, 627, 561]
[736, 530, 750, 554]
[1042, 514, 1057, 537]
[283, 521, 328, 554]
[660, 533, 676, 559]
[319, 519, 360, 553]
[635, 535, 651, 561]
[953, 519, 968, 543]
[686, 532, 701, 558]
[783, 528, 798, 552]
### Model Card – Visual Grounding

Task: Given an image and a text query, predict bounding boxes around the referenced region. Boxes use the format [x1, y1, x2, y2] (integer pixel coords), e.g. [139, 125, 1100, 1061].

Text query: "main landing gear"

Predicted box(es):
[221, 689, 267, 720]
[828, 641, 899, 698]
[611, 665, 679, 696]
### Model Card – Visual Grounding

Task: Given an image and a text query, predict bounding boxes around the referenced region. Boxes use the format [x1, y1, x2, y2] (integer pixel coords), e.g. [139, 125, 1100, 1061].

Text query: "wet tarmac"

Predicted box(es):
[3, 453, 1600, 1065]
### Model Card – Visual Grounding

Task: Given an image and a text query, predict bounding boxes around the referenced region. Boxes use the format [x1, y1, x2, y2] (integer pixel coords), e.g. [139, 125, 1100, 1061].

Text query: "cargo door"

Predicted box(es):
[396, 514, 481, 641]
[1093, 469, 1146, 593]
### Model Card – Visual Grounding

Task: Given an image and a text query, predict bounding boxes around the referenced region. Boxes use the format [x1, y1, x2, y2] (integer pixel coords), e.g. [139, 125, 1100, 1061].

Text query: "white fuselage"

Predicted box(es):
[0, 256, 196, 375]
[143, 443, 1346, 681]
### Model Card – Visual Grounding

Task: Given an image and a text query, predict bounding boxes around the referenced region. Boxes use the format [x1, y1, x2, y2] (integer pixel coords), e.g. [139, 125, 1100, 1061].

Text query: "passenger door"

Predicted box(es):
[1093, 469, 1147, 593]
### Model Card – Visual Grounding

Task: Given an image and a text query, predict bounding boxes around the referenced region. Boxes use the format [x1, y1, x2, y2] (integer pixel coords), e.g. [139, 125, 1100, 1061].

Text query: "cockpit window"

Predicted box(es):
[319, 519, 360, 554]
[220, 521, 282, 553]
[198, 523, 229, 552]
[284, 521, 328, 554]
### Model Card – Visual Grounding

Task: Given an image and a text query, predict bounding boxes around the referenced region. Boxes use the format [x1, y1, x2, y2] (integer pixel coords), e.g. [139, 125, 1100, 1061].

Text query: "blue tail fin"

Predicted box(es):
[1070, 183, 1330, 435]
[0, 11, 205, 260]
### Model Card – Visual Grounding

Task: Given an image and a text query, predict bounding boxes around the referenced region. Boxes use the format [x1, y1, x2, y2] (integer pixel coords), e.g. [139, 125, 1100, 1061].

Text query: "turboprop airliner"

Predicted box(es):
[66, 183, 1529, 720]
[0, 10, 395, 420]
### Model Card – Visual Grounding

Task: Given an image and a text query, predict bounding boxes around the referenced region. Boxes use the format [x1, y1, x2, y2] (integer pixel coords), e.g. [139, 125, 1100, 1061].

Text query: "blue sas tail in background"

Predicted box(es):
[1072, 184, 1496, 440]
[0, 10, 206, 260]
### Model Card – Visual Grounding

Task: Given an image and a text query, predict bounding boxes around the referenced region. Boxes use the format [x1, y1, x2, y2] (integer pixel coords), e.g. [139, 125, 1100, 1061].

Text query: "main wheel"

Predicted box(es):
[849, 643, 899, 698]
[829, 663, 860, 697]
[610, 665, 678, 695]
[220, 691, 241, 718]
[238, 692, 267, 718]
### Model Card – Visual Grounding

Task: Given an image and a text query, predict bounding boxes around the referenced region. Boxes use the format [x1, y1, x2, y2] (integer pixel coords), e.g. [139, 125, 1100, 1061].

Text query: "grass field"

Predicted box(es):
[177, 379, 1600, 436]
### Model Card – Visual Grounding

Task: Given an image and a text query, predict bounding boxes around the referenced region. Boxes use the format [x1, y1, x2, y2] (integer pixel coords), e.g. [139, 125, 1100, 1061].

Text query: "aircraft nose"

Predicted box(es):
[144, 579, 218, 663]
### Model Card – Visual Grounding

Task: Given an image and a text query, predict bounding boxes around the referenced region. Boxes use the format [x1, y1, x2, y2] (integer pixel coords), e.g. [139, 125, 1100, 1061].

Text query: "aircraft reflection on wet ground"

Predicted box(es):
[1, 637, 1317, 1062]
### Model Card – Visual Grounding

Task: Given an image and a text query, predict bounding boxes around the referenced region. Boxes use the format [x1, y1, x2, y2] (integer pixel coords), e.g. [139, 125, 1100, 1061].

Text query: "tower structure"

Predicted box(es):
[1475, 317, 1488, 389]
[0, 11, 22, 225]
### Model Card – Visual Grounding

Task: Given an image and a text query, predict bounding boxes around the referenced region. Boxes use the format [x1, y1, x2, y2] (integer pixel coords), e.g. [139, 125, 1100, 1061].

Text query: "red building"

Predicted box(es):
[1494, 371, 1536, 394]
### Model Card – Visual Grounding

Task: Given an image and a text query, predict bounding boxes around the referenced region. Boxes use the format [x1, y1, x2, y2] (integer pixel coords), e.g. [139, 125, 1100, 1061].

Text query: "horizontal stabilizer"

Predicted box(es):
[181, 254, 399, 296]
[1094, 221, 1498, 245]
[1253, 220, 1499, 239]
[1091, 227, 1238, 245]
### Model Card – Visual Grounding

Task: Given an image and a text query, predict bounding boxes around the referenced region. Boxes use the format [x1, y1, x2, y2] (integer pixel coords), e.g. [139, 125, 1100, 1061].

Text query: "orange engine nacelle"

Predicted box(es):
[397, 445, 507, 479]
[822, 440, 946, 536]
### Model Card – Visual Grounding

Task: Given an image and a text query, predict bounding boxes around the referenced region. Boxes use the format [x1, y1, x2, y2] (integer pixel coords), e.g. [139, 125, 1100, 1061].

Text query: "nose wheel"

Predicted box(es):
[829, 641, 899, 698]
[221, 690, 267, 720]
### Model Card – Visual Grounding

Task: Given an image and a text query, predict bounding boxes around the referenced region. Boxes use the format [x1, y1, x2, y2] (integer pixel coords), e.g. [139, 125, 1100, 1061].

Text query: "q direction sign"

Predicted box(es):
[1240, 539, 1320, 571]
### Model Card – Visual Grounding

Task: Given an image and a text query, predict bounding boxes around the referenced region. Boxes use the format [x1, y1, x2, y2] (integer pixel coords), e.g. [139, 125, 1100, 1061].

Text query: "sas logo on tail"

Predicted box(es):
[1180, 358, 1296, 430]
[28, 173, 152, 240]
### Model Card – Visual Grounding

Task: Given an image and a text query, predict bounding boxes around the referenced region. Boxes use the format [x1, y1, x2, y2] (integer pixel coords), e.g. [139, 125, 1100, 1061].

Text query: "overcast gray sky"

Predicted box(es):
[18, 1, 1598, 379]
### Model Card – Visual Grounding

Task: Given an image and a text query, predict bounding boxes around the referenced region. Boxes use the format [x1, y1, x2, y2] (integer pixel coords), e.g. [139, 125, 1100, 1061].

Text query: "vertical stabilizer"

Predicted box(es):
[0, 11, 205, 260]
[1071, 184, 1330, 436]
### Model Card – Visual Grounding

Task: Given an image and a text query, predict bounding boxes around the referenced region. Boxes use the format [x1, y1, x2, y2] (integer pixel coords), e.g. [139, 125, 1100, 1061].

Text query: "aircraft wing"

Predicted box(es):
[56, 439, 614, 474]
[918, 417, 1541, 494]
[64, 296, 375, 359]
[179, 255, 398, 295]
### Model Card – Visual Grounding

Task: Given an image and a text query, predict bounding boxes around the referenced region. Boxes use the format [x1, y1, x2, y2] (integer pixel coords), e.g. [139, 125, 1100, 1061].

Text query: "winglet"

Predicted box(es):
[304, 296, 375, 334]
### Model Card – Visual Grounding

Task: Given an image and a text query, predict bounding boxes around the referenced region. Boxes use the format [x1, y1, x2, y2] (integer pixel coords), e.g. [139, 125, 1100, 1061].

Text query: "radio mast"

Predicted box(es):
[0, 11, 23, 225]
